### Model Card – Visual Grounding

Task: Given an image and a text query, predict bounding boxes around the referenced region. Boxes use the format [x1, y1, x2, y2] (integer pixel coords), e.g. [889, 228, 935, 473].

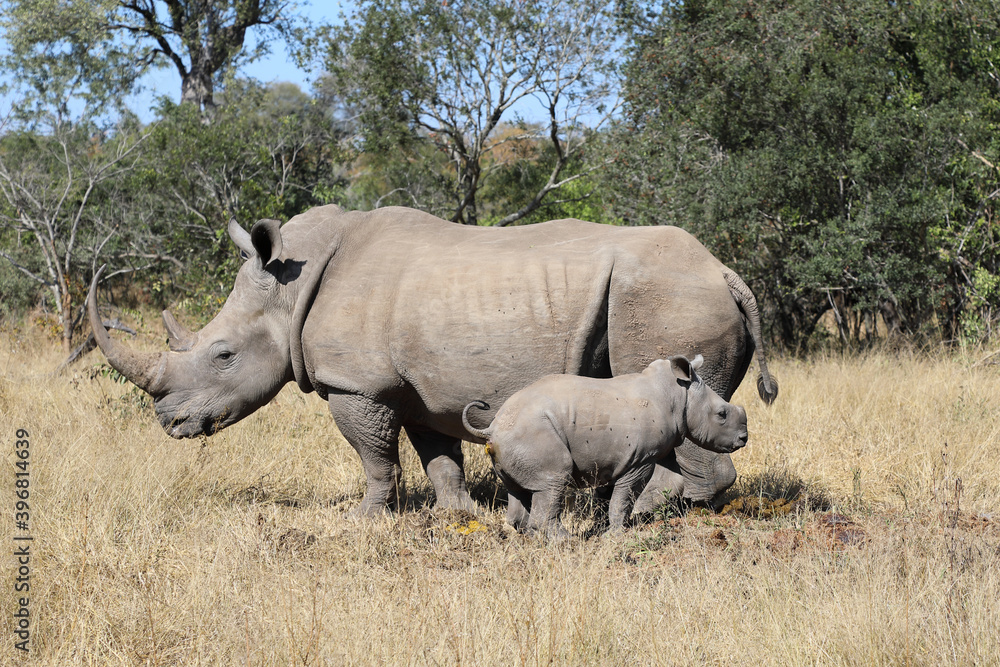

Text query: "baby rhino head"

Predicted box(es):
[668, 355, 749, 454]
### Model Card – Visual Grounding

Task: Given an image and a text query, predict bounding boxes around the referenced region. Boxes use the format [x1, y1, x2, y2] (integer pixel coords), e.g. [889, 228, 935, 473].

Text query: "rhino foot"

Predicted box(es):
[347, 497, 397, 519]
[434, 491, 477, 512]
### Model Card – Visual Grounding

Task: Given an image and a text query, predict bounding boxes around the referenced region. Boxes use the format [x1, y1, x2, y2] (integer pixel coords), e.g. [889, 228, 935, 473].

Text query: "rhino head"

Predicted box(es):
[668, 354, 749, 454]
[88, 219, 296, 438]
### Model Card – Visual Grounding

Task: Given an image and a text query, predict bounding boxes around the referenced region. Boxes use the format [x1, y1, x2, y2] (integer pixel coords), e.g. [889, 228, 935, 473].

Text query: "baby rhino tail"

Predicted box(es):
[462, 400, 493, 441]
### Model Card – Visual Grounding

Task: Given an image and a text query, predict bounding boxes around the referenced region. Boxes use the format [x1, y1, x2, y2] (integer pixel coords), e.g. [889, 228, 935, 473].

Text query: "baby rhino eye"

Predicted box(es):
[717, 408, 728, 420]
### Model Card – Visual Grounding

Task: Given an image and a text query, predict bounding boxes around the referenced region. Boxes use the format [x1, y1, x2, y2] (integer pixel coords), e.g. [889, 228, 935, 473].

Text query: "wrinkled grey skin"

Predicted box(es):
[87, 204, 776, 515]
[462, 355, 748, 539]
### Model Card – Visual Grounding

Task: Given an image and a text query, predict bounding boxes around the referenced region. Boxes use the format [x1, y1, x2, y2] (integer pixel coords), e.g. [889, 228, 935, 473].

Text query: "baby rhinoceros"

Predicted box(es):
[462, 355, 748, 540]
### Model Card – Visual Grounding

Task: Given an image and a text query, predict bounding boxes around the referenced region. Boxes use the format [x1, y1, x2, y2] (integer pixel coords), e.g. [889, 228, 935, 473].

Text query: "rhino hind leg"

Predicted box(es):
[493, 429, 575, 540]
[405, 426, 475, 512]
[526, 485, 572, 542]
[506, 491, 531, 533]
[607, 462, 656, 531]
[328, 393, 404, 515]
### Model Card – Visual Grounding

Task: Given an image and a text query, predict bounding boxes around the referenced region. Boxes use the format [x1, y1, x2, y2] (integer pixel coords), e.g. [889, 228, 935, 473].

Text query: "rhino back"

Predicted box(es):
[295, 209, 740, 438]
[302, 213, 617, 416]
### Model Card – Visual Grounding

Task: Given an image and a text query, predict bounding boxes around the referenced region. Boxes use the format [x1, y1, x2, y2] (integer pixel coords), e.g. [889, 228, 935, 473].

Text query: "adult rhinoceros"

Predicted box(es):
[87, 204, 776, 515]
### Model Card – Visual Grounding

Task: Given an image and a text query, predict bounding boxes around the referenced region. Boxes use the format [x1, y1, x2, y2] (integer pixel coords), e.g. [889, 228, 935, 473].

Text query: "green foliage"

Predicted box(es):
[0, 110, 156, 347]
[0, 246, 36, 321]
[607, 0, 1000, 348]
[0, 1, 323, 348]
[0, 0, 307, 112]
[0, 0, 137, 115]
[139, 79, 351, 314]
[961, 266, 1000, 344]
[326, 0, 619, 225]
[480, 140, 619, 226]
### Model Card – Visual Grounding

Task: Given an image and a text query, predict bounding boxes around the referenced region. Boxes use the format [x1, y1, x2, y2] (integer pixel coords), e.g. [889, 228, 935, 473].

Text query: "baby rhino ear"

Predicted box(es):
[668, 355, 694, 382]
[668, 354, 705, 384]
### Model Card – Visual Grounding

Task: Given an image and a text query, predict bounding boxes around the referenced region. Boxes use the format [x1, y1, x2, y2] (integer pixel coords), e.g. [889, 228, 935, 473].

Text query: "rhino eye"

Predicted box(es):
[216, 351, 234, 362]
[717, 408, 728, 420]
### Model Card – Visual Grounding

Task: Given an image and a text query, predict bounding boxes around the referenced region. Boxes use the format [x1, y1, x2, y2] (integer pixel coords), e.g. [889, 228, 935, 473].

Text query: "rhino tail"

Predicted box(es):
[462, 400, 493, 441]
[722, 267, 779, 405]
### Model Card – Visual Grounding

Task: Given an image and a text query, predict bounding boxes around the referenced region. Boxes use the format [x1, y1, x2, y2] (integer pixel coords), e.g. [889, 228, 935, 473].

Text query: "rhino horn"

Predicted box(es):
[87, 266, 167, 395]
[162, 309, 197, 351]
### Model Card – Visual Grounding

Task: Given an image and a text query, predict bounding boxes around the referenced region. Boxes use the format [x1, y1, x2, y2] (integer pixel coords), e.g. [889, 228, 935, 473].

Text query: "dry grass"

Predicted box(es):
[2, 324, 999, 665]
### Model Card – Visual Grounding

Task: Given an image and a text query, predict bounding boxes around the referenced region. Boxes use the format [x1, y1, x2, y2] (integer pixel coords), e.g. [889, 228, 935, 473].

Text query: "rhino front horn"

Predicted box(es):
[87, 266, 167, 395]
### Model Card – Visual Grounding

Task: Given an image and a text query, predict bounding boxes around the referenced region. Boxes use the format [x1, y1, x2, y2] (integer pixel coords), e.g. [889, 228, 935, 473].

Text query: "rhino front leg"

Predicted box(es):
[328, 393, 403, 515]
[673, 439, 737, 503]
[405, 426, 475, 512]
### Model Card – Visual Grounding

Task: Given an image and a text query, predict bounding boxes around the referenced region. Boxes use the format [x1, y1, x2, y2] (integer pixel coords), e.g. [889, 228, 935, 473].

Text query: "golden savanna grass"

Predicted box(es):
[1, 323, 999, 665]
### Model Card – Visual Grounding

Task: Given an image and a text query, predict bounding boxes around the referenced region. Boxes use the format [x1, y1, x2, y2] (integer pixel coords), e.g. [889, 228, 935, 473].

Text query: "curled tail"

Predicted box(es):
[462, 400, 493, 441]
[723, 267, 779, 405]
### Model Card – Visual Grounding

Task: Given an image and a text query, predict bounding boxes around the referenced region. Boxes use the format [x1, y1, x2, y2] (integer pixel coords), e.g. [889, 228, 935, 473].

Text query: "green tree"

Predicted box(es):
[0, 111, 166, 351]
[325, 0, 619, 225]
[0, 0, 307, 112]
[139, 79, 350, 315]
[608, 0, 1000, 347]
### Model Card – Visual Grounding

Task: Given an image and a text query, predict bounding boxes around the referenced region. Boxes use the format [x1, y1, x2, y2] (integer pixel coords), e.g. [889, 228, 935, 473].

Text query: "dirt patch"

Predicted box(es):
[815, 512, 867, 548]
[768, 528, 802, 557]
[720, 494, 799, 519]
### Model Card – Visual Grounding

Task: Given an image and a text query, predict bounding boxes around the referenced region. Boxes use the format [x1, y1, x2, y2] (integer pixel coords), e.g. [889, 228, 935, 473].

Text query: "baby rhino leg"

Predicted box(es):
[607, 463, 656, 532]
[505, 490, 531, 533]
[527, 482, 572, 541]
[495, 426, 574, 540]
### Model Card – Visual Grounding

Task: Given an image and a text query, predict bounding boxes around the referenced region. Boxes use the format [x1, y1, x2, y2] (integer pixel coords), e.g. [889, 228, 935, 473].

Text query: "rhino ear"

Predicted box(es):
[228, 218, 254, 260]
[668, 355, 693, 382]
[250, 218, 283, 266]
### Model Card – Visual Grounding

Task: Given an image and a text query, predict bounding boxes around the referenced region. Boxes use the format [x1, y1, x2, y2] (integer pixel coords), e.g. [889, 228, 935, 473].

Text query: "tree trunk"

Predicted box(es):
[181, 70, 215, 111]
[60, 295, 73, 355]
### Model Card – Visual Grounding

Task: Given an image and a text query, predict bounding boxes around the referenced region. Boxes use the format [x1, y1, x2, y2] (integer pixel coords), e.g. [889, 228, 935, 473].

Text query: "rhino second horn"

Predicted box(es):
[87, 266, 167, 395]
[162, 309, 197, 351]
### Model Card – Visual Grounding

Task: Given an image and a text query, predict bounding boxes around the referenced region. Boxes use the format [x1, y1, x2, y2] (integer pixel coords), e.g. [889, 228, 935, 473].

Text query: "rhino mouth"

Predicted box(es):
[159, 408, 233, 439]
